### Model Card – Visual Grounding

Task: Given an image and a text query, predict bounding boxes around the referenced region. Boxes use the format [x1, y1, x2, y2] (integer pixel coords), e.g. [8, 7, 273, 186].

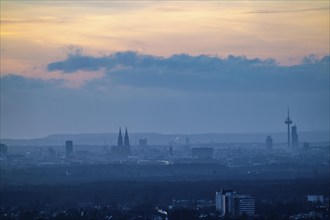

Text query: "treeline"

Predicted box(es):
[1, 178, 329, 213]
[2, 162, 328, 185]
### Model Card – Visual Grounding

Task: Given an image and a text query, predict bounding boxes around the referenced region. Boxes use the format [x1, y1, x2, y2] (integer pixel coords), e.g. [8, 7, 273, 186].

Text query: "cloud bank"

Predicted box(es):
[46, 52, 329, 92]
[1, 52, 329, 138]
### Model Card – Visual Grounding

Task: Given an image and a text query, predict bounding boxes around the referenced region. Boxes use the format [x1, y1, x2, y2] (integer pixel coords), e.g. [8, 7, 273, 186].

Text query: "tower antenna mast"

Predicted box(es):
[284, 107, 293, 148]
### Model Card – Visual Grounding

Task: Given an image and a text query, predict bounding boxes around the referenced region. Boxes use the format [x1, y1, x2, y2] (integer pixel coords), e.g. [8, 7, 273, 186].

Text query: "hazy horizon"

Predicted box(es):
[1, 129, 329, 141]
[1, 1, 329, 139]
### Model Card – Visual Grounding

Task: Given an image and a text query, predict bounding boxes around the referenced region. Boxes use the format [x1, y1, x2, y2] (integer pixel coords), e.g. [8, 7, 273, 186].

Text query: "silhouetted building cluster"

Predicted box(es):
[215, 189, 255, 217]
[111, 127, 131, 157]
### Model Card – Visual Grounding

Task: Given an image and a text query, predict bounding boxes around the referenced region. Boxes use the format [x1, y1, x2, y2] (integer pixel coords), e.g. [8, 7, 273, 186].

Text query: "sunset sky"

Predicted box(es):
[1, 1, 329, 139]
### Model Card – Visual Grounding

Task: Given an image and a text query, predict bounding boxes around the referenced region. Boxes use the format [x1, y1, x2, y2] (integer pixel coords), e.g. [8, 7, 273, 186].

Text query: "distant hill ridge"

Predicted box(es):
[1, 131, 329, 146]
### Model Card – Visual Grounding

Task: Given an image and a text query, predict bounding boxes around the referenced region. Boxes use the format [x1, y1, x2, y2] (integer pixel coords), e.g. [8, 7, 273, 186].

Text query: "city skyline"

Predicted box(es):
[1, 1, 329, 139]
[1, 2, 329, 218]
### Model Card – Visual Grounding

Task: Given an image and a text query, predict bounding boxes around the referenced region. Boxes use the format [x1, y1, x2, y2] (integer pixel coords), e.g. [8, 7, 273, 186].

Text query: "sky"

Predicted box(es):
[0, 1, 329, 139]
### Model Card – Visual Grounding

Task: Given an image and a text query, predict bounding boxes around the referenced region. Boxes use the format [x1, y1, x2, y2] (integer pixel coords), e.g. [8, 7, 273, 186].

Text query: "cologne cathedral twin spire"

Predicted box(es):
[111, 127, 131, 156]
[117, 127, 130, 147]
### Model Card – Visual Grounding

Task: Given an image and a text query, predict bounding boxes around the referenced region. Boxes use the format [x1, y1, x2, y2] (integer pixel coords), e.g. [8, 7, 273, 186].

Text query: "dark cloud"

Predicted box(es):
[47, 52, 329, 92]
[47, 52, 276, 73]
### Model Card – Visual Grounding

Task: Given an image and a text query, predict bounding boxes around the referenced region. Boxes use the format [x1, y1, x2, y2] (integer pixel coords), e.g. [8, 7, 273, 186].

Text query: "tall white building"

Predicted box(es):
[215, 191, 222, 211]
[215, 189, 236, 215]
[215, 189, 255, 217]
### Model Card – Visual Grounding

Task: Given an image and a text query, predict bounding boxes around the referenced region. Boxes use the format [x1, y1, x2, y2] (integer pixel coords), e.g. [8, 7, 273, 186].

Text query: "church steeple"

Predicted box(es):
[124, 127, 130, 147]
[117, 127, 123, 147]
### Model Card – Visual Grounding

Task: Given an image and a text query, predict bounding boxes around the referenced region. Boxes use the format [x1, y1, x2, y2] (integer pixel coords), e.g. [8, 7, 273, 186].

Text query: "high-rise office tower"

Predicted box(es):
[169, 146, 173, 156]
[215, 191, 223, 211]
[65, 140, 73, 157]
[284, 108, 293, 148]
[215, 189, 234, 213]
[291, 125, 299, 148]
[265, 136, 273, 149]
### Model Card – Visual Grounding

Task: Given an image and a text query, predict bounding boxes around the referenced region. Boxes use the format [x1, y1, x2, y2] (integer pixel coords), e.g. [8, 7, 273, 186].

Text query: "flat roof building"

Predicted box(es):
[66, 140, 73, 157]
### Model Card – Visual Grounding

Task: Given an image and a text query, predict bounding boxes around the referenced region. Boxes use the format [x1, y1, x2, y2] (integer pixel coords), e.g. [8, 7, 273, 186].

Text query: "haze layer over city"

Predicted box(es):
[0, 1, 329, 220]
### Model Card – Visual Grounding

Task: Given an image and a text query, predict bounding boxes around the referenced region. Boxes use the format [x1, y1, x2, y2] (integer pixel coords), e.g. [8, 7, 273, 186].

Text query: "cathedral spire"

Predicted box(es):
[117, 127, 123, 147]
[124, 127, 130, 147]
